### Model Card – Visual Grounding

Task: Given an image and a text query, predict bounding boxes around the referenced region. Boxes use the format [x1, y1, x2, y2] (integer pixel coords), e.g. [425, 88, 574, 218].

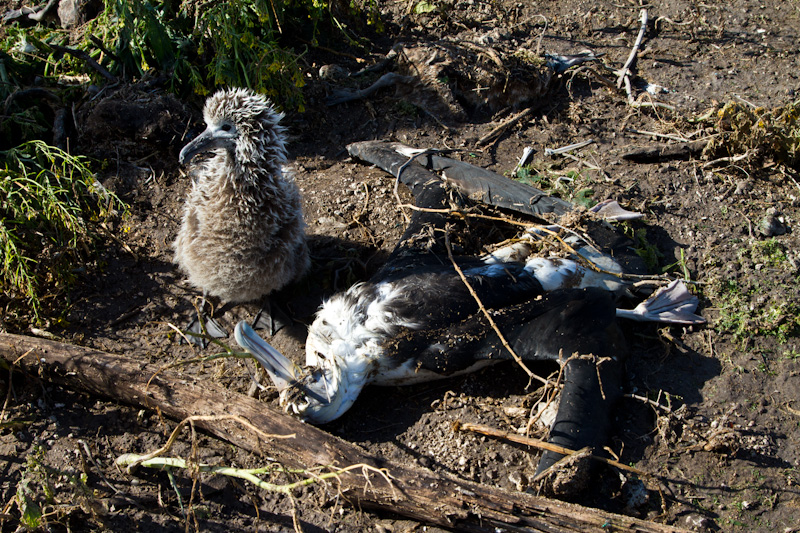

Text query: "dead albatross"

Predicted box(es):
[234, 141, 705, 483]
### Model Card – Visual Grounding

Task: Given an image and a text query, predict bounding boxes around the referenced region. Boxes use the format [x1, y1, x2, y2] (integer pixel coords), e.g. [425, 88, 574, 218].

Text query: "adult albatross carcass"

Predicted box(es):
[174, 87, 309, 340]
[235, 141, 705, 487]
[235, 141, 705, 459]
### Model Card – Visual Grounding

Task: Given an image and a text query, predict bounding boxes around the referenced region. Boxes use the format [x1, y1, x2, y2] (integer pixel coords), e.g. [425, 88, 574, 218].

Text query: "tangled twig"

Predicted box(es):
[121, 414, 294, 473]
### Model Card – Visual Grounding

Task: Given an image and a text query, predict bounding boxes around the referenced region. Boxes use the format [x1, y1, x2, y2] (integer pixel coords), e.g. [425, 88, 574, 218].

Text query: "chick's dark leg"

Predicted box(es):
[184, 292, 229, 347]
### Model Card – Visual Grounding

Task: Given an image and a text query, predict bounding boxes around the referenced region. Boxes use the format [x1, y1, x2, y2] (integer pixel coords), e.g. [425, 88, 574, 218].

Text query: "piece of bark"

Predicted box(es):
[0, 332, 687, 533]
[622, 141, 707, 163]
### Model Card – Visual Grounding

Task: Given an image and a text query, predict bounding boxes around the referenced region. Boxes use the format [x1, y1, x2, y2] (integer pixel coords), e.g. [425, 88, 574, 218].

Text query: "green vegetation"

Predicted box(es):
[515, 167, 597, 209]
[89, 0, 311, 107]
[710, 277, 800, 346]
[3, 1, 381, 114]
[703, 236, 799, 357]
[704, 100, 800, 168]
[627, 227, 663, 272]
[15, 448, 49, 530]
[750, 237, 788, 268]
[1, 141, 126, 322]
[89, 0, 381, 109]
[13, 445, 103, 529]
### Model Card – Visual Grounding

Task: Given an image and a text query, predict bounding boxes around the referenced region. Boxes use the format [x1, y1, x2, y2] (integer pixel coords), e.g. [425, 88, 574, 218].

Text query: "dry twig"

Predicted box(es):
[457, 422, 651, 477]
[616, 9, 648, 88]
[477, 107, 536, 146]
[444, 232, 544, 385]
[49, 44, 117, 83]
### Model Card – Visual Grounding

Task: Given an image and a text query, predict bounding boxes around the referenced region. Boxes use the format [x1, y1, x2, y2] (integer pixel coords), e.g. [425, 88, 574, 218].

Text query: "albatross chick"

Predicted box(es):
[174, 87, 309, 340]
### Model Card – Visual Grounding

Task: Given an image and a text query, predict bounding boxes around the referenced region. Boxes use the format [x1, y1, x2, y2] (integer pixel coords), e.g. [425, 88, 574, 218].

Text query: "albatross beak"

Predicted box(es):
[235, 321, 346, 422]
[234, 321, 303, 392]
[179, 124, 235, 165]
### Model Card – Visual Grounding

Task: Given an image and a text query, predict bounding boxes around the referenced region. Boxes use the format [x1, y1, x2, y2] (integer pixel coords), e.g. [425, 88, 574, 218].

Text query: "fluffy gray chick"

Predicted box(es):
[174, 88, 309, 331]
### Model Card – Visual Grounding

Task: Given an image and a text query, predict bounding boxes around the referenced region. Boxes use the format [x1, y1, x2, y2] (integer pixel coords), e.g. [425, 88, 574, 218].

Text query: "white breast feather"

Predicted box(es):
[305, 280, 420, 395]
[525, 257, 582, 290]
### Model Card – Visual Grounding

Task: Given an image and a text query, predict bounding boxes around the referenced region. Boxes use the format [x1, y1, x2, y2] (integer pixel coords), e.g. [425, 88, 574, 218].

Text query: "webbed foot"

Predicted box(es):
[183, 313, 228, 347]
[616, 279, 706, 324]
[252, 298, 294, 336]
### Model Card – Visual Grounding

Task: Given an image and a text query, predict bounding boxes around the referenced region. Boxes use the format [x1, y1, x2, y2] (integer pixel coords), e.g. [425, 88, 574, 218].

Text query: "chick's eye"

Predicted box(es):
[220, 123, 233, 132]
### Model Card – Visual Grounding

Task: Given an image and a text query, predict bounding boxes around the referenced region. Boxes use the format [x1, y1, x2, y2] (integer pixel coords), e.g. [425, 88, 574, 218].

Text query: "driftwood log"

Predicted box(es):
[0, 332, 687, 532]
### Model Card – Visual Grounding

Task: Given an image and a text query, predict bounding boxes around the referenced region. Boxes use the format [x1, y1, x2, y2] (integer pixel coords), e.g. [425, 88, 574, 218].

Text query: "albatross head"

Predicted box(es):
[234, 321, 364, 424]
[179, 87, 287, 168]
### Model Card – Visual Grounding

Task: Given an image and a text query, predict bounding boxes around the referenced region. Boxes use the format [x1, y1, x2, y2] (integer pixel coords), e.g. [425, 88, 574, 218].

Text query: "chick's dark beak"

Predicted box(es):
[179, 125, 233, 165]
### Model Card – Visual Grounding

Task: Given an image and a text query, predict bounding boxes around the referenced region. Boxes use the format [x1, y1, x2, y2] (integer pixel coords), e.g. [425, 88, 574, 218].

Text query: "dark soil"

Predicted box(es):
[2, 1, 800, 532]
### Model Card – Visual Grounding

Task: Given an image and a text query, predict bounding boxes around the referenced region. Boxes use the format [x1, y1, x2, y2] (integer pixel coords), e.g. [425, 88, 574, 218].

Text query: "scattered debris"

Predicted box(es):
[545, 139, 595, 157]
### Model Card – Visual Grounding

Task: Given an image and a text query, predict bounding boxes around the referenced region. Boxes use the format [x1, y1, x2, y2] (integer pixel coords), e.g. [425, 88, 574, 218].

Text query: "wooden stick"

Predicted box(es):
[443, 232, 543, 384]
[0, 332, 688, 533]
[458, 422, 651, 477]
[617, 9, 648, 88]
[626, 128, 692, 143]
[477, 107, 535, 146]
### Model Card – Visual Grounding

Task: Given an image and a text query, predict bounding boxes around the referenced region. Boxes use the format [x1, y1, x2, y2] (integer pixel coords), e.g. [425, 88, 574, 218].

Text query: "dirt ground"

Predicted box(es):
[2, 0, 800, 531]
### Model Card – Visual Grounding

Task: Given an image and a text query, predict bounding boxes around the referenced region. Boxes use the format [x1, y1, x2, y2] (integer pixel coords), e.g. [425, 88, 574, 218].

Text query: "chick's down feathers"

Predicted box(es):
[174, 88, 309, 303]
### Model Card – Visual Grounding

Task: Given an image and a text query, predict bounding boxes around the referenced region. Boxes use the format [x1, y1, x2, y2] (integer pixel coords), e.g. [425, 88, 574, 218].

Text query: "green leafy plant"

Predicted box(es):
[14, 446, 51, 530]
[628, 227, 662, 272]
[1, 141, 127, 321]
[663, 247, 692, 280]
[83, 0, 380, 110]
[2, 25, 86, 83]
[514, 167, 597, 208]
[0, 27, 85, 147]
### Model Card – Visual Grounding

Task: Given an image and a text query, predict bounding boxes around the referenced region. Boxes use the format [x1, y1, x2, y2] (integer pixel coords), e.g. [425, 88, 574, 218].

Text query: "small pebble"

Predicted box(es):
[759, 209, 787, 237]
[319, 64, 348, 80]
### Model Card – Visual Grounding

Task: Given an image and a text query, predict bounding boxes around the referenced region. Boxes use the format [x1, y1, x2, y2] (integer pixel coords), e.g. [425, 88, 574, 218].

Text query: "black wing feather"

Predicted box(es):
[347, 141, 573, 218]
[385, 287, 619, 375]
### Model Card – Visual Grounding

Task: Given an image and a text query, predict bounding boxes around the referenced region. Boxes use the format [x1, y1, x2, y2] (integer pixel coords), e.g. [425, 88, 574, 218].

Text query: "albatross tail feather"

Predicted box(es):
[615, 280, 706, 324]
